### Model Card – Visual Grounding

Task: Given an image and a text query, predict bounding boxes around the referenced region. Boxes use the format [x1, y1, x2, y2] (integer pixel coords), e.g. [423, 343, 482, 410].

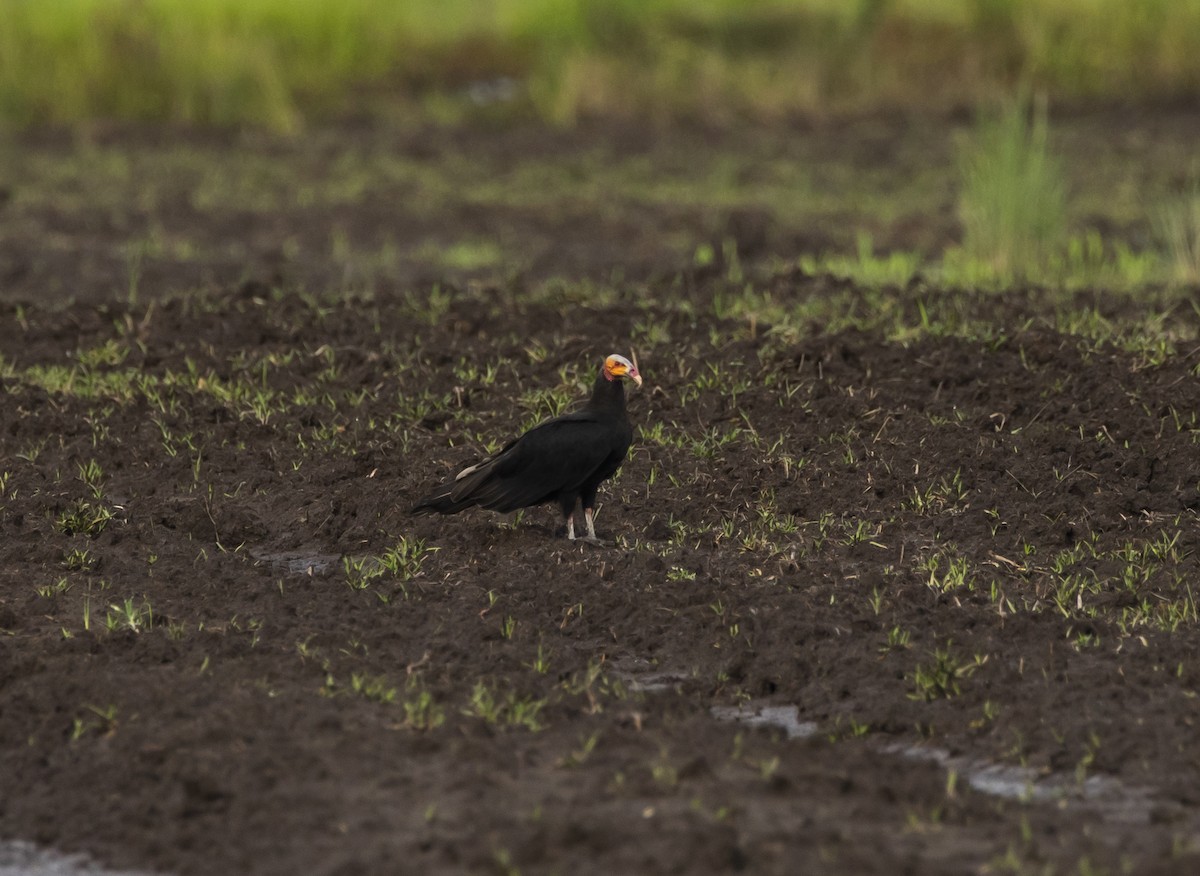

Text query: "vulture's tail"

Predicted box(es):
[410, 458, 497, 515]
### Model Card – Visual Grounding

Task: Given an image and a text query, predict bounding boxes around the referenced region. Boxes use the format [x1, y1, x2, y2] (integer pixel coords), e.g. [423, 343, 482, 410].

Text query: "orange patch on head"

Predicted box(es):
[604, 353, 641, 386]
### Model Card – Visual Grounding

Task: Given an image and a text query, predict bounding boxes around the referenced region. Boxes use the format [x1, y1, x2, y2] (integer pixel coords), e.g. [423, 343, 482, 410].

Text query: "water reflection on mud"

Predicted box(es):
[249, 549, 339, 577]
[0, 841, 156, 876]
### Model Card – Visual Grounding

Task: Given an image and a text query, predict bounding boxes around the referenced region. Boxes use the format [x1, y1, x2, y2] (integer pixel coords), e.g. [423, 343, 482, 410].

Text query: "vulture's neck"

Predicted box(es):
[587, 372, 627, 415]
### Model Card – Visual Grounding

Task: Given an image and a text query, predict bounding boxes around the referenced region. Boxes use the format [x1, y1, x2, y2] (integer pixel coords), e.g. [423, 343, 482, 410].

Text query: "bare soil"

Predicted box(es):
[3, 113, 1200, 875]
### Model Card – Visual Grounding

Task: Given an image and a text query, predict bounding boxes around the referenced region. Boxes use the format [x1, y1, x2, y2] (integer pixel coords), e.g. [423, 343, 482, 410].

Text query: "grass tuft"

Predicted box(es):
[955, 92, 1066, 282]
[1154, 183, 1200, 285]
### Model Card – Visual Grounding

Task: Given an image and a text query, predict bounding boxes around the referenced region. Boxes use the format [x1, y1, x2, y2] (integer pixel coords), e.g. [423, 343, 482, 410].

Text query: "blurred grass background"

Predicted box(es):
[2, 0, 1200, 130]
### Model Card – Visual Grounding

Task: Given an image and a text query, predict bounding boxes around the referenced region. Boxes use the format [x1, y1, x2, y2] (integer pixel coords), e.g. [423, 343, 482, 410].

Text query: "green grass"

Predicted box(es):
[463, 680, 547, 731]
[798, 233, 923, 288]
[1155, 183, 1200, 284]
[909, 644, 987, 701]
[415, 239, 508, 273]
[343, 537, 436, 593]
[57, 500, 115, 538]
[954, 93, 1067, 282]
[3, 0, 1200, 129]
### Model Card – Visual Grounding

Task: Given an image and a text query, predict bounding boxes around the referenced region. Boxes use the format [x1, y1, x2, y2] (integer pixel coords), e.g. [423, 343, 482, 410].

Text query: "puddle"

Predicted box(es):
[249, 549, 339, 577]
[609, 659, 694, 693]
[710, 702, 819, 740]
[887, 743, 1059, 802]
[616, 663, 1168, 825]
[709, 702, 1159, 823]
[464, 77, 521, 106]
[0, 841, 157, 876]
[622, 670, 692, 693]
[888, 743, 1155, 822]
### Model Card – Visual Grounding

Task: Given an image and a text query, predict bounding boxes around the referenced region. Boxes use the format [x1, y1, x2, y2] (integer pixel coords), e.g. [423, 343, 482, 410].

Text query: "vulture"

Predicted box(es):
[411, 353, 642, 543]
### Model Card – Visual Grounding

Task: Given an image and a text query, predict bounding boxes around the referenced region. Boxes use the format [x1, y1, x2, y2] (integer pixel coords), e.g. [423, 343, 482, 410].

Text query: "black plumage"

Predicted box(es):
[411, 353, 642, 542]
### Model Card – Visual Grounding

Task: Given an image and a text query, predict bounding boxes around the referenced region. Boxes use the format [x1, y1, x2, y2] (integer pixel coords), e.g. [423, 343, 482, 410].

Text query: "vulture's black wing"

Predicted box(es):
[412, 411, 628, 515]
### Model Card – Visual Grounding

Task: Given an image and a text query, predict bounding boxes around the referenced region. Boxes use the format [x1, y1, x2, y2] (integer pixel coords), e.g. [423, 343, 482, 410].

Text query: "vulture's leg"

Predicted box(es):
[578, 507, 604, 545]
[559, 495, 581, 540]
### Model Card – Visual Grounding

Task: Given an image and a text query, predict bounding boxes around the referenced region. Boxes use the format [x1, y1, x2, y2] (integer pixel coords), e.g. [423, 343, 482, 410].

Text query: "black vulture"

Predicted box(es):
[411, 353, 642, 543]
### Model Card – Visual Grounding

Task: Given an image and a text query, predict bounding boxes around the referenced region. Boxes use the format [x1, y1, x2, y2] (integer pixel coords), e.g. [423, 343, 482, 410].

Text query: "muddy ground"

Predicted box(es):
[3, 112, 1200, 875]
